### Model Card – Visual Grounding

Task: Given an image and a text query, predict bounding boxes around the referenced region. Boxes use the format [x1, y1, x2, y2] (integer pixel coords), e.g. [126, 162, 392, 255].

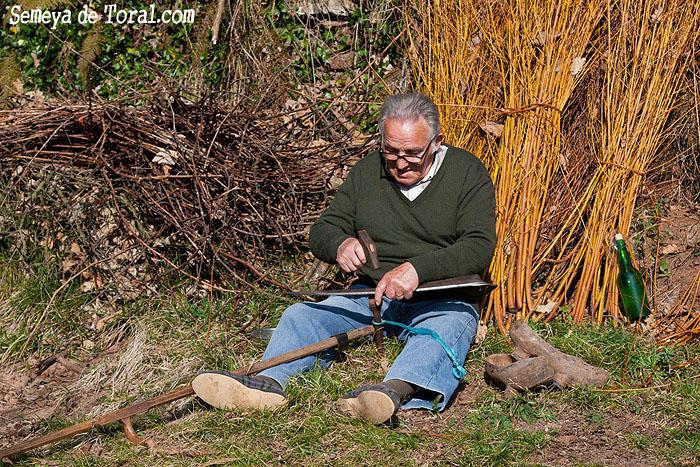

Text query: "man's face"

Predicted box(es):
[381, 117, 442, 187]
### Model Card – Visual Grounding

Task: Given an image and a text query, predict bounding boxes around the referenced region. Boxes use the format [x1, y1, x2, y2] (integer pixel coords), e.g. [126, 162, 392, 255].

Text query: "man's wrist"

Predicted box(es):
[407, 257, 431, 284]
[330, 233, 353, 259]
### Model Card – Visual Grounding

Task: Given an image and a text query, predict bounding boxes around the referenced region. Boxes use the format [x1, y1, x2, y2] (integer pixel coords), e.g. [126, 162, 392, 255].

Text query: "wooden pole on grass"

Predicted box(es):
[0, 325, 376, 460]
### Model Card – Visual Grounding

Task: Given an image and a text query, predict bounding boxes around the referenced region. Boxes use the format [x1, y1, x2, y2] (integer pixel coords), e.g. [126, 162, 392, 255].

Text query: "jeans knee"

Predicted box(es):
[453, 304, 479, 330]
[279, 302, 313, 327]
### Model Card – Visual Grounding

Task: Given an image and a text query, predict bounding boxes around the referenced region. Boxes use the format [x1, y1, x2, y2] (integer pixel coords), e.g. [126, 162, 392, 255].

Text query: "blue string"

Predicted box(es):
[372, 319, 467, 380]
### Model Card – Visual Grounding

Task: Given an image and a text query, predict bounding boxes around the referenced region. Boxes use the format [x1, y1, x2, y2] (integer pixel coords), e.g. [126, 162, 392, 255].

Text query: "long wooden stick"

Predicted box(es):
[0, 325, 375, 460]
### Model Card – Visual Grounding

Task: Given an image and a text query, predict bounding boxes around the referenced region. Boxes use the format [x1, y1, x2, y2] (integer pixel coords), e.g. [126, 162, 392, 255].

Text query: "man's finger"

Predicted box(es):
[354, 242, 367, 264]
[374, 281, 386, 304]
[348, 251, 364, 269]
[339, 260, 353, 273]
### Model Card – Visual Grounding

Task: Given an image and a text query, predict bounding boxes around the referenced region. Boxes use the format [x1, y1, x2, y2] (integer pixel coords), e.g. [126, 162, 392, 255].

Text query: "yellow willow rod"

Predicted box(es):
[516, 113, 578, 315]
[571, 231, 603, 321]
[587, 189, 624, 321]
[569, 0, 696, 323]
[519, 117, 547, 314]
[527, 120, 563, 296]
[497, 2, 605, 316]
[533, 168, 606, 270]
[569, 176, 619, 320]
[572, 165, 642, 321]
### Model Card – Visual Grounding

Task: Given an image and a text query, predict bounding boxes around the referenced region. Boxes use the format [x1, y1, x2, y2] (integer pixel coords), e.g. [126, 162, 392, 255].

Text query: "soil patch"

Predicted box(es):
[647, 202, 700, 315]
[0, 352, 104, 448]
[521, 404, 664, 466]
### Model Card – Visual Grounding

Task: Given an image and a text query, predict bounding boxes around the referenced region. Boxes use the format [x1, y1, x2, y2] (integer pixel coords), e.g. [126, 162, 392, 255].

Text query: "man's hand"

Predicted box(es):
[336, 237, 366, 273]
[374, 262, 419, 303]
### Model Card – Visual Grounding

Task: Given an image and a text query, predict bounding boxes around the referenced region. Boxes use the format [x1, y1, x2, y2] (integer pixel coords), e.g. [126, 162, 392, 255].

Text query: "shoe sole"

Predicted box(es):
[192, 373, 287, 411]
[337, 390, 396, 424]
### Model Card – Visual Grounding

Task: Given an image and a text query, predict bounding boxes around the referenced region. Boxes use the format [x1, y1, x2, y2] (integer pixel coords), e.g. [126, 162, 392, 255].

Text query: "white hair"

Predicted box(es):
[378, 93, 441, 139]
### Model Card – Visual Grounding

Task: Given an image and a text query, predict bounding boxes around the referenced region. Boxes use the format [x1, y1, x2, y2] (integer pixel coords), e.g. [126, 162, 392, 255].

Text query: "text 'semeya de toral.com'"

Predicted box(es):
[7, 3, 196, 29]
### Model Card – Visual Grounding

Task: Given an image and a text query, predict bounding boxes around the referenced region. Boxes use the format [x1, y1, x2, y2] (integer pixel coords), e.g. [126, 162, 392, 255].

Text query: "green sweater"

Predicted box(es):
[309, 145, 497, 285]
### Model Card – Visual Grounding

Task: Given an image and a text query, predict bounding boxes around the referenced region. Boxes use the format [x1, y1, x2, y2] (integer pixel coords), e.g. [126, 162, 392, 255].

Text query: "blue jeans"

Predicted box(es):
[258, 292, 479, 411]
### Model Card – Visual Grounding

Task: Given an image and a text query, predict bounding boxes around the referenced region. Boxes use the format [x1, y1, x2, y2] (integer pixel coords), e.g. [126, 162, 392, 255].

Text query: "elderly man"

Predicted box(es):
[193, 93, 496, 424]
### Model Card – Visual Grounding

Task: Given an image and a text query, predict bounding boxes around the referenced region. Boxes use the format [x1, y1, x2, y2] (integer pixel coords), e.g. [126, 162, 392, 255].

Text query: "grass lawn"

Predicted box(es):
[1, 255, 699, 466]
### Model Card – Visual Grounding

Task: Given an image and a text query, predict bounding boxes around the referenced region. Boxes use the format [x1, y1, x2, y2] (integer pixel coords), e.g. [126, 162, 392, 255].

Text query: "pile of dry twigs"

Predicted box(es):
[0, 93, 371, 297]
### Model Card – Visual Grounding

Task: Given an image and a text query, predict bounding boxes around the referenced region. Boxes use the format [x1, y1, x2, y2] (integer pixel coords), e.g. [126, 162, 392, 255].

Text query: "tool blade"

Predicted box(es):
[291, 276, 496, 297]
[250, 327, 276, 341]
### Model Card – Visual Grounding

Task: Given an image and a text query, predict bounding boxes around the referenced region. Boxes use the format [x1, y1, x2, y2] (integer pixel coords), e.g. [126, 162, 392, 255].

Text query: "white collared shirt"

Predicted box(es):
[397, 145, 447, 201]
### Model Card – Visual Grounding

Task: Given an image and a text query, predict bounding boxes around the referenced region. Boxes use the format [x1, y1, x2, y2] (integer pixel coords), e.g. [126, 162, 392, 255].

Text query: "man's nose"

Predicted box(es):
[395, 158, 410, 170]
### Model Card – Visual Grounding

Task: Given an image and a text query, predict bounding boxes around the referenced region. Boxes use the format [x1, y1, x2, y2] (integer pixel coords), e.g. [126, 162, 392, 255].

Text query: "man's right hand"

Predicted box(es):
[336, 237, 367, 273]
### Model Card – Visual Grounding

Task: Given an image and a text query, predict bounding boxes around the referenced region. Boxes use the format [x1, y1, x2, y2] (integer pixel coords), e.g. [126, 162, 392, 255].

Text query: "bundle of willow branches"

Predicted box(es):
[0, 94, 370, 293]
[409, 0, 700, 336]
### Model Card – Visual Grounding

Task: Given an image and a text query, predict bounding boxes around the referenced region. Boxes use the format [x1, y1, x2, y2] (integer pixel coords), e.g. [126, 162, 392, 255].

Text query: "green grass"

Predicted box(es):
[625, 432, 652, 450]
[664, 426, 700, 463]
[2, 256, 699, 466]
[0, 247, 89, 359]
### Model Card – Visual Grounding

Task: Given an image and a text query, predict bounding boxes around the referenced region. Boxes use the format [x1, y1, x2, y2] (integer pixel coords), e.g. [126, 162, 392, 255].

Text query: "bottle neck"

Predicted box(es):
[615, 239, 633, 271]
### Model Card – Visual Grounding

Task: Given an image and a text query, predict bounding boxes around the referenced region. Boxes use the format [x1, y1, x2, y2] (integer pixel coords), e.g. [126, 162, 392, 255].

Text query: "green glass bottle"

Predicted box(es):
[614, 233, 651, 322]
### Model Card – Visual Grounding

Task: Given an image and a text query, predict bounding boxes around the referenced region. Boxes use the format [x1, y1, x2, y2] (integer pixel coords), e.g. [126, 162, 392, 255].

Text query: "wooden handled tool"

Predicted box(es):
[0, 326, 375, 460]
[356, 229, 380, 270]
[290, 275, 496, 297]
[356, 229, 384, 354]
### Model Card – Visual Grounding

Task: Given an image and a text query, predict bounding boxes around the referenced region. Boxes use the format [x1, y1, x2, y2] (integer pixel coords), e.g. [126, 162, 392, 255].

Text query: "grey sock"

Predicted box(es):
[384, 379, 417, 401]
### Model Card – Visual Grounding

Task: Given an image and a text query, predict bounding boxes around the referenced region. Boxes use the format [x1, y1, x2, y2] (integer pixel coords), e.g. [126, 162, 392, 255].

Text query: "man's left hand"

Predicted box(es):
[374, 262, 419, 303]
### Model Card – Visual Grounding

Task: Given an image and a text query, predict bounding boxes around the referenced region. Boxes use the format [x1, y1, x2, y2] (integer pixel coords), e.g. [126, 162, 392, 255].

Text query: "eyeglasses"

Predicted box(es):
[381, 135, 437, 164]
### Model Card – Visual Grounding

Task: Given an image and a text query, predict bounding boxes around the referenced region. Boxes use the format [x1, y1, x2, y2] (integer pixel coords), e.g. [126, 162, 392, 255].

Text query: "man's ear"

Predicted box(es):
[434, 133, 444, 148]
